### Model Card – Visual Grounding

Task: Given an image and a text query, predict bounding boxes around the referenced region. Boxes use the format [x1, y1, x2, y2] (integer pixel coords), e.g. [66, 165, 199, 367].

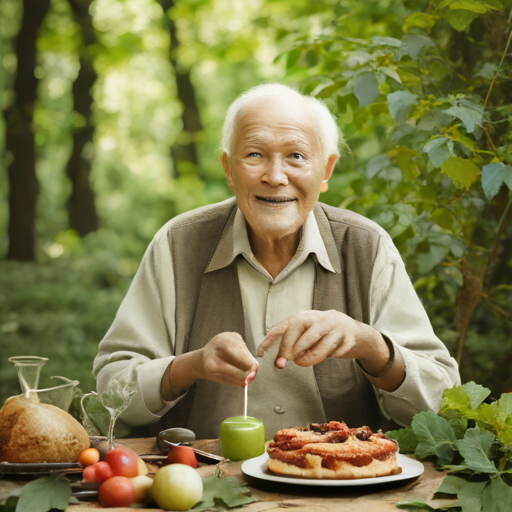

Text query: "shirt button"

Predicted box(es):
[274, 405, 285, 414]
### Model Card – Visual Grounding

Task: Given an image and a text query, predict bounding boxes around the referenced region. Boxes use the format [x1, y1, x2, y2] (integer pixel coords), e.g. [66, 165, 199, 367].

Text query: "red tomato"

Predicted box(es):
[78, 448, 100, 467]
[82, 461, 113, 483]
[104, 447, 139, 478]
[166, 445, 198, 468]
[82, 464, 97, 483]
[98, 476, 136, 507]
[95, 461, 114, 482]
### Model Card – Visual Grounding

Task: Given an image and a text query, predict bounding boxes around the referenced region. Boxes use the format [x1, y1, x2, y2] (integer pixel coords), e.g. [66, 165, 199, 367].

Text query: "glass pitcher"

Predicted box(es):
[8, 356, 79, 412]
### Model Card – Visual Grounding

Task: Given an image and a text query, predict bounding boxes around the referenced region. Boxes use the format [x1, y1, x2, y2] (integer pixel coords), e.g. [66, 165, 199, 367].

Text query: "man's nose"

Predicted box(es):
[262, 157, 288, 186]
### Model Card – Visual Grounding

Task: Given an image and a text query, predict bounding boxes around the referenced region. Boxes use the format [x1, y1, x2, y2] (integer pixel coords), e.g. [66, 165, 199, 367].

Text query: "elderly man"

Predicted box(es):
[94, 84, 459, 439]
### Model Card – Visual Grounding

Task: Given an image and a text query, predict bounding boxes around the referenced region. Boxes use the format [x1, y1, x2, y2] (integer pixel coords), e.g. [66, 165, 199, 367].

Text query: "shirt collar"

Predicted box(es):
[206, 206, 336, 277]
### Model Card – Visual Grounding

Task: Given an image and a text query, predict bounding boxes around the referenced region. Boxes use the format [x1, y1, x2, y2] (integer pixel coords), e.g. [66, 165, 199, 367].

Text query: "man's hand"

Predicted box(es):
[256, 310, 405, 392]
[257, 310, 377, 367]
[168, 332, 258, 394]
[198, 332, 259, 386]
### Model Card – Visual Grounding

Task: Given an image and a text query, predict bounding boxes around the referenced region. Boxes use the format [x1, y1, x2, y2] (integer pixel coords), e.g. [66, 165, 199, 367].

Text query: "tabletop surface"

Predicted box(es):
[0, 437, 449, 512]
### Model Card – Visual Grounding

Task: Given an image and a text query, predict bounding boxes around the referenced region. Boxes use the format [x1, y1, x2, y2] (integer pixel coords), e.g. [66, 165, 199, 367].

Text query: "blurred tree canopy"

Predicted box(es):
[1, 0, 511, 406]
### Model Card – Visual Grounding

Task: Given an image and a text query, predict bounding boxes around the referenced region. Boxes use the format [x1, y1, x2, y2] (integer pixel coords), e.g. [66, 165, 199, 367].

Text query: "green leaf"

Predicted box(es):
[346, 50, 373, 68]
[381, 67, 402, 83]
[457, 480, 488, 512]
[424, 138, 451, 168]
[367, 154, 391, 179]
[354, 73, 379, 107]
[385, 427, 419, 453]
[439, 7, 481, 31]
[463, 382, 491, 410]
[444, 104, 483, 133]
[432, 208, 453, 231]
[397, 35, 436, 61]
[372, 36, 402, 47]
[396, 501, 437, 511]
[456, 428, 498, 474]
[412, 411, 457, 465]
[387, 90, 418, 123]
[448, 1, 495, 14]
[193, 471, 255, 510]
[438, 475, 468, 495]
[440, 156, 480, 190]
[440, 410, 468, 439]
[16, 474, 71, 512]
[388, 146, 420, 180]
[482, 163, 512, 200]
[403, 13, 437, 32]
[286, 47, 302, 69]
[495, 393, 512, 426]
[482, 476, 512, 512]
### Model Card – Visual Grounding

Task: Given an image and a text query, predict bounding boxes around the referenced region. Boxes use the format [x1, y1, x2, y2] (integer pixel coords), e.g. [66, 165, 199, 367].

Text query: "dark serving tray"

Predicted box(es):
[0, 461, 82, 476]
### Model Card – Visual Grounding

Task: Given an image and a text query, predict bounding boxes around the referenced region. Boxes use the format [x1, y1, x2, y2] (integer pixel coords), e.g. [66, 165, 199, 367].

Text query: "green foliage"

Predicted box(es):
[16, 474, 71, 512]
[282, 0, 512, 396]
[388, 383, 512, 511]
[193, 468, 255, 510]
[0, 233, 132, 406]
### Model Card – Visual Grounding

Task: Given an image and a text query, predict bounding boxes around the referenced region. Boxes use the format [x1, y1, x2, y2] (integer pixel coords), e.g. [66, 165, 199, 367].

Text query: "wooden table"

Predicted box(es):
[0, 438, 449, 512]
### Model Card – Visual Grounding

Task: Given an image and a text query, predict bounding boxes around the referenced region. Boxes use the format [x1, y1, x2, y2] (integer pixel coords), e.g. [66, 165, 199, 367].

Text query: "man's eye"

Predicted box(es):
[291, 153, 304, 160]
[248, 152, 261, 157]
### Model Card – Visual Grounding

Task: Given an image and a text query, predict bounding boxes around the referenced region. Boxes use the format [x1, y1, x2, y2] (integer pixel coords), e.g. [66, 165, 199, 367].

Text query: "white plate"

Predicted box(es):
[241, 453, 424, 486]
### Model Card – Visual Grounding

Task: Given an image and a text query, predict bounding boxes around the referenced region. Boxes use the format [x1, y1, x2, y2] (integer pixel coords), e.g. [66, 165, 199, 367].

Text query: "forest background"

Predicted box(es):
[1, 0, 512, 416]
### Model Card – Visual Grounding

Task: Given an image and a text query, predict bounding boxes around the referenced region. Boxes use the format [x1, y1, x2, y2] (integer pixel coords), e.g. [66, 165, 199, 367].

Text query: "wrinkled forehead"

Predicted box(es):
[233, 94, 321, 148]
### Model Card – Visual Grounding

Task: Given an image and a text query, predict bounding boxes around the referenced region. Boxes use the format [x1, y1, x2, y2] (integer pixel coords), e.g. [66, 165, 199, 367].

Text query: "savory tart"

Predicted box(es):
[266, 420, 401, 479]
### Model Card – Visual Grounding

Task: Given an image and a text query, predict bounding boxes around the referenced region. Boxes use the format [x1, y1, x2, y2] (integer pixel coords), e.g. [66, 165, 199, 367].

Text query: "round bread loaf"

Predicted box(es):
[0, 395, 90, 463]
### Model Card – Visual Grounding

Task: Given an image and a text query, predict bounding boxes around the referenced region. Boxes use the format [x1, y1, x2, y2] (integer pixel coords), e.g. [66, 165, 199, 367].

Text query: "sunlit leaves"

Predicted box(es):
[354, 73, 379, 107]
[440, 156, 480, 190]
[444, 98, 484, 134]
[387, 90, 418, 123]
[423, 138, 451, 168]
[481, 163, 512, 200]
[402, 13, 437, 33]
[395, 34, 436, 61]
[435, 0, 501, 32]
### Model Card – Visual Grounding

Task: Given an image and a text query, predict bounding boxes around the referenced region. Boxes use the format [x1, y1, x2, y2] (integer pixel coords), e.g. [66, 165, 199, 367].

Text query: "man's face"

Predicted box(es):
[221, 95, 336, 244]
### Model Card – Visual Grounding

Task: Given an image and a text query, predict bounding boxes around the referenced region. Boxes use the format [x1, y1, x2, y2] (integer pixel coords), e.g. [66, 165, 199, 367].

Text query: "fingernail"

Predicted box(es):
[245, 371, 257, 385]
[276, 357, 287, 369]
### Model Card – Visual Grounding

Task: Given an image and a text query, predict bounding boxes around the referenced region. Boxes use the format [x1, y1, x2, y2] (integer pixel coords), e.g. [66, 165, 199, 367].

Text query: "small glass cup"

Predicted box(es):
[220, 416, 265, 461]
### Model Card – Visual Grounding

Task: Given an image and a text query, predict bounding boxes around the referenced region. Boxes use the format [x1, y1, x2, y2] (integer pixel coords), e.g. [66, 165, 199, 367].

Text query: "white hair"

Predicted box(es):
[221, 83, 344, 164]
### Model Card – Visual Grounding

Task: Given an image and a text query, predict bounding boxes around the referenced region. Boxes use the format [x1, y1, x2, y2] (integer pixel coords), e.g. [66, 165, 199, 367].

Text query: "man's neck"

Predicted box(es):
[248, 227, 301, 279]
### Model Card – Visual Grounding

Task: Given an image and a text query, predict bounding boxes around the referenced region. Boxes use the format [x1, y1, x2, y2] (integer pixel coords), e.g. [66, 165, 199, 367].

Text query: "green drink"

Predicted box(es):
[220, 416, 265, 461]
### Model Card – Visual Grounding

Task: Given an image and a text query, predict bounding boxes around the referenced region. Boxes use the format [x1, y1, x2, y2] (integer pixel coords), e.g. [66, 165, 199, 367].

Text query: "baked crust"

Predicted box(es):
[267, 421, 401, 480]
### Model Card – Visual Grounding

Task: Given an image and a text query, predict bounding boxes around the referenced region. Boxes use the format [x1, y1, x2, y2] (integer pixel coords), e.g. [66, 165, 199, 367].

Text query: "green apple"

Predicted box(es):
[152, 463, 203, 511]
[130, 475, 153, 503]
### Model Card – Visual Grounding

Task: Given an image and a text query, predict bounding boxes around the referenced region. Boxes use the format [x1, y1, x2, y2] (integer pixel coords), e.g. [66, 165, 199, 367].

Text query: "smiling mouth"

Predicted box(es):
[256, 196, 296, 205]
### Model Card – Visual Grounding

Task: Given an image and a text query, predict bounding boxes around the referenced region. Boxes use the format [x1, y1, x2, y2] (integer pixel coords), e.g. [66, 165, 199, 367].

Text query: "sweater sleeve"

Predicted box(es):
[93, 223, 181, 427]
[369, 233, 461, 427]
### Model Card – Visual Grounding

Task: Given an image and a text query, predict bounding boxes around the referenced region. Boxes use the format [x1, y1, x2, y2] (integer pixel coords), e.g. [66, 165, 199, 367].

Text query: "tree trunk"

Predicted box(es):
[66, 0, 99, 237]
[5, 0, 50, 261]
[158, 0, 204, 179]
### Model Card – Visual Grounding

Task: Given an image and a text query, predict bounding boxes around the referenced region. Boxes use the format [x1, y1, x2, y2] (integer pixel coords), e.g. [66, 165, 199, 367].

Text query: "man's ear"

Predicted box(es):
[221, 151, 234, 188]
[323, 154, 337, 182]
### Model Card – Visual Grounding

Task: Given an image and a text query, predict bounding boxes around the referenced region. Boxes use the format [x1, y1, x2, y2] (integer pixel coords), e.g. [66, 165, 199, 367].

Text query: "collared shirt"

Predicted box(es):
[94, 201, 460, 429]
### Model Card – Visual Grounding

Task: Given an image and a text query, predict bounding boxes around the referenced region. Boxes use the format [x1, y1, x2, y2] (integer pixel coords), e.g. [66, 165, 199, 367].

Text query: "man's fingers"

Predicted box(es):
[294, 331, 341, 367]
[257, 320, 288, 357]
[274, 320, 308, 367]
[284, 323, 329, 359]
